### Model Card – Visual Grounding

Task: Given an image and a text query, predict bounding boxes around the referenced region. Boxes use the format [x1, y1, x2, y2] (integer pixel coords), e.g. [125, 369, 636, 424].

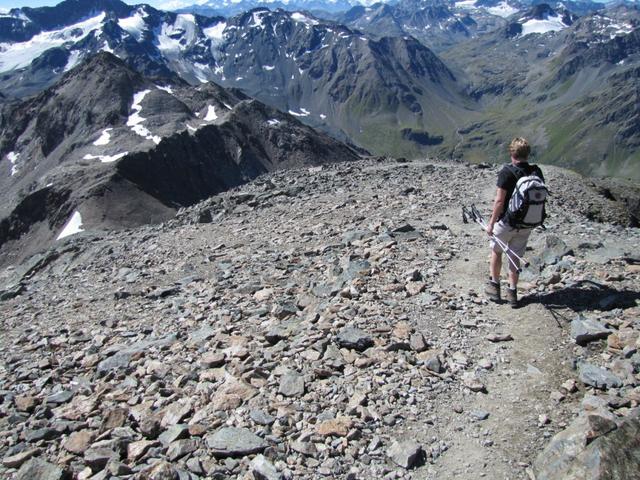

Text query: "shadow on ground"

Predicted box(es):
[521, 280, 640, 313]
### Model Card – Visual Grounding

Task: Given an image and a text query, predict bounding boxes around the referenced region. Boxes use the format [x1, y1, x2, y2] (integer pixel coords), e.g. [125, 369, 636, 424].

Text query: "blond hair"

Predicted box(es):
[509, 137, 531, 160]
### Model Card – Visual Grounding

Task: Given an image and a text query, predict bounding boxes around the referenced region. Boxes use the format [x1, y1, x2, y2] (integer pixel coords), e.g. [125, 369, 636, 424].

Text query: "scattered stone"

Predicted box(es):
[200, 352, 225, 368]
[161, 401, 193, 427]
[62, 430, 96, 454]
[471, 410, 490, 421]
[2, 449, 40, 469]
[127, 439, 157, 462]
[317, 417, 353, 437]
[15, 395, 38, 412]
[278, 372, 305, 397]
[84, 447, 118, 471]
[578, 362, 623, 390]
[409, 333, 428, 352]
[386, 439, 424, 469]
[137, 460, 179, 480]
[486, 333, 513, 343]
[166, 439, 197, 461]
[533, 414, 639, 479]
[462, 373, 486, 393]
[250, 454, 282, 480]
[250, 410, 276, 426]
[335, 327, 374, 351]
[205, 427, 268, 458]
[571, 316, 612, 346]
[15, 458, 68, 480]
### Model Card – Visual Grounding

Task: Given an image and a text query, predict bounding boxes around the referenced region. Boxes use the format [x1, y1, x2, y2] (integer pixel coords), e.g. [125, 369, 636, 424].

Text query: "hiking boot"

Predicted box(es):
[485, 279, 501, 303]
[506, 287, 518, 308]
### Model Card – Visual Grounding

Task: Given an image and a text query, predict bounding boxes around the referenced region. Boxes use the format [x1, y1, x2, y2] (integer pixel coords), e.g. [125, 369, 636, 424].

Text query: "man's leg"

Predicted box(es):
[505, 229, 531, 308]
[486, 249, 502, 302]
[507, 256, 520, 289]
[490, 250, 502, 283]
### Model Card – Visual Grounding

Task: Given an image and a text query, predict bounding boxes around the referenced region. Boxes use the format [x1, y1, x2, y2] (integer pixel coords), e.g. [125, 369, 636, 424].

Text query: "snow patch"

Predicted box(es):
[0, 12, 106, 72]
[263, 65, 275, 71]
[64, 50, 82, 72]
[267, 119, 280, 126]
[83, 151, 128, 163]
[204, 22, 226, 41]
[156, 14, 199, 55]
[7, 151, 19, 176]
[291, 12, 318, 26]
[251, 11, 267, 29]
[127, 90, 161, 144]
[57, 211, 84, 240]
[156, 85, 174, 94]
[118, 9, 148, 42]
[204, 105, 217, 121]
[455, 0, 477, 10]
[93, 128, 112, 146]
[487, 2, 519, 18]
[288, 108, 310, 117]
[521, 16, 567, 36]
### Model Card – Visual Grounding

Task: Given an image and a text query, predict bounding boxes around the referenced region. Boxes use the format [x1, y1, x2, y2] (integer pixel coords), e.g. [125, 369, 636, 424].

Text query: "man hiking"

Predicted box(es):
[485, 137, 547, 307]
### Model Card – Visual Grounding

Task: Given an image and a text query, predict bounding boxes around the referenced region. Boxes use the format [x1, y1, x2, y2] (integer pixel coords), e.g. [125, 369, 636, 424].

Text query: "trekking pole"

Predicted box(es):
[462, 206, 527, 273]
[469, 205, 530, 268]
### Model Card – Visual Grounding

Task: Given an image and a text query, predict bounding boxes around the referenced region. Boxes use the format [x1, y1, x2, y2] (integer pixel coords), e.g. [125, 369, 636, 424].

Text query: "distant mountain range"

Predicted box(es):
[0, 0, 639, 180]
[0, 0, 474, 157]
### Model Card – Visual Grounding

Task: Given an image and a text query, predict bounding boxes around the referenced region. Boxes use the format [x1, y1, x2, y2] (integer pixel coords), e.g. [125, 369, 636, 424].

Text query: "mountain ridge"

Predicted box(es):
[0, 52, 360, 267]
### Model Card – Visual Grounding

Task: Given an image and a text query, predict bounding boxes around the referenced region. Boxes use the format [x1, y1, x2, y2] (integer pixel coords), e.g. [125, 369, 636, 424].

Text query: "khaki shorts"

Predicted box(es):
[490, 220, 532, 258]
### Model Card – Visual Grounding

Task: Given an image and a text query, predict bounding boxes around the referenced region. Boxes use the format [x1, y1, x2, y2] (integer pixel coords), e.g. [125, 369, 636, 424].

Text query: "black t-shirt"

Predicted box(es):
[497, 162, 544, 219]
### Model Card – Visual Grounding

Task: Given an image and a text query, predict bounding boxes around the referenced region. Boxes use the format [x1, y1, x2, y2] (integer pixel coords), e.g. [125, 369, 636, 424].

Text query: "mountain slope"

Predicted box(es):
[440, 3, 640, 178]
[0, 52, 360, 266]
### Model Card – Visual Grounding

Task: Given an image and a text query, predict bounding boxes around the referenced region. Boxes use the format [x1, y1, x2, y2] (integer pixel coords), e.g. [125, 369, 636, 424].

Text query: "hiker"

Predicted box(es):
[485, 137, 546, 307]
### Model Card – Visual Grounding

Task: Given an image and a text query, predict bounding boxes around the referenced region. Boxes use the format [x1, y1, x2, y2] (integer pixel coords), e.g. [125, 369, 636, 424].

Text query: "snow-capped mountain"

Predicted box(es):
[504, 2, 576, 37]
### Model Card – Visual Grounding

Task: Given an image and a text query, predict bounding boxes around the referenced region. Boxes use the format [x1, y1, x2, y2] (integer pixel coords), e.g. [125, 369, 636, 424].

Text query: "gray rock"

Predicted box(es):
[167, 439, 197, 462]
[205, 427, 268, 458]
[386, 439, 424, 469]
[423, 354, 443, 374]
[96, 352, 132, 375]
[159, 425, 189, 447]
[250, 454, 282, 480]
[250, 409, 275, 426]
[15, 458, 69, 480]
[189, 325, 216, 344]
[471, 410, 490, 421]
[2, 449, 40, 468]
[84, 447, 118, 470]
[25, 428, 61, 442]
[533, 413, 639, 479]
[409, 333, 428, 352]
[571, 316, 612, 346]
[45, 390, 74, 404]
[335, 327, 374, 351]
[278, 372, 305, 397]
[578, 362, 623, 390]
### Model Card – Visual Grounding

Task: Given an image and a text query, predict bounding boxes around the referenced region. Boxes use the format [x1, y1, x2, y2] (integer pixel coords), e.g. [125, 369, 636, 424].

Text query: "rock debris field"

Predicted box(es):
[1, 158, 639, 480]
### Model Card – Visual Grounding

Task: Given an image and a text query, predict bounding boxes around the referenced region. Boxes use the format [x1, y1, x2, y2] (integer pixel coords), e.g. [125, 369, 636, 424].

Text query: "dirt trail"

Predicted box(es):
[406, 183, 579, 479]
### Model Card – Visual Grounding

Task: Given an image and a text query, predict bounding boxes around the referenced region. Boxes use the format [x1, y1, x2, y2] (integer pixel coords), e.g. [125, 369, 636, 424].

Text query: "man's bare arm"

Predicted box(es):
[487, 187, 507, 236]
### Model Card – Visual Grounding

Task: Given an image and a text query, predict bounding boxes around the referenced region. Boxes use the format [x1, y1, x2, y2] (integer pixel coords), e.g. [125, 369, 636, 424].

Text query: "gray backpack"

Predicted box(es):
[505, 165, 548, 228]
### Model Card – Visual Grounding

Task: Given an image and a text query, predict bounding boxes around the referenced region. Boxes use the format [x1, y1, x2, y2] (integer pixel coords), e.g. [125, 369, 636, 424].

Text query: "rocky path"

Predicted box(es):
[1, 159, 638, 480]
